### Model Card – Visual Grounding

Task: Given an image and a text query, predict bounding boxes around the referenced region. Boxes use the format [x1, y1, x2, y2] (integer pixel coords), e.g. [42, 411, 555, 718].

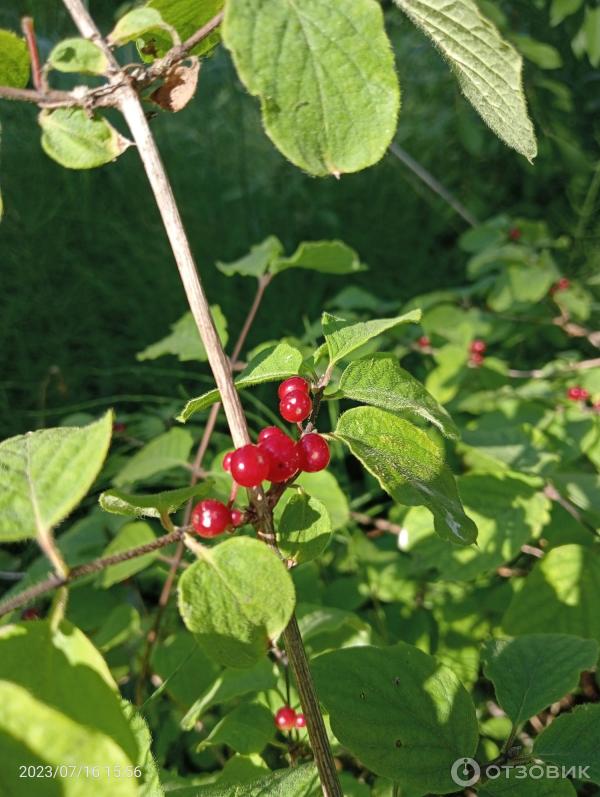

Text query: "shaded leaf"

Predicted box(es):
[100, 482, 212, 519]
[198, 702, 274, 754]
[196, 763, 319, 796]
[99, 521, 158, 587]
[217, 236, 283, 278]
[137, 306, 228, 362]
[534, 704, 600, 784]
[297, 469, 350, 531]
[276, 491, 332, 564]
[113, 428, 193, 487]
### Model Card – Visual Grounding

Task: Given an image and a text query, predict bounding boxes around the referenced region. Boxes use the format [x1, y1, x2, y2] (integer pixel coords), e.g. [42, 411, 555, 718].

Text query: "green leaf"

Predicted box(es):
[100, 483, 212, 518]
[48, 37, 109, 75]
[196, 764, 319, 796]
[150, 632, 220, 708]
[550, 0, 583, 27]
[0, 682, 138, 797]
[513, 35, 563, 69]
[393, 0, 537, 161]
[296, 470, 349, 531]
[270, 241, 364, 276]
[121, 702, 164, 797]
[0, 621, 138, 763]
[502, 544, 600, 644]
[479, 771, 577, 796]
[222, 0, 400, 176]
[0, 29, 30, 88]
[198, 702, 275, 754]
[142, 0, 224, 59]
[483, 634, 598, 727]
[217, 236, 283, 277]
[109, 7, 173, 46]
[178, 342, 304, 422]
[39, 108, 130, 170]
[178, 537, 295, 667]
[94, 604, 141, 652]
[335, 406, 477, 544]
[0, 411, 112, 542]
[312, 643, 479, 793]
[137, 306, 228, 362]
[338, 353, 458, 440]
[113, 428, 193, 487]
[323, 310, 421, 367]
[276, 491, 332, 564]
[534, 704, 600, 784]
[99, 521, 159, 587]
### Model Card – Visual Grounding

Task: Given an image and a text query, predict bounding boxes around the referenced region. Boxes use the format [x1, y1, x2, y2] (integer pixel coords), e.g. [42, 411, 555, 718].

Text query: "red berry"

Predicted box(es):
[259, 433, 300, 483]
[295, 713, 306, 728]
[508, 227, 522, 241]
[258, 426, 287, 443]
[278, 377, 310, 400]
[274, 706, 297, 731]
[470, 339, 487, 355]
[230, 508, 245, 528]
[113, 422, 127, 434]
[230, 444, 270, 487]
[469, 352, 485, 367]
[551, 277, 570, 295]
[593, 401, 600, 413]
[222, 451, 233, 472]
[21, 608, 40, 621]
[191, 499, 232, 538]
[417, 335, 430, 349]
[298, 433, 330, 472]
[280, 390, 312, 423]
[567, 386, 589, 401]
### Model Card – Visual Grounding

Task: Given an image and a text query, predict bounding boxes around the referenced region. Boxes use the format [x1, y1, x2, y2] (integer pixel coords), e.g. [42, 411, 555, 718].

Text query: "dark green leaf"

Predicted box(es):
[217, 236, 283, 277]
[198, 702, 274, 754]
[113, 428, 193, 487]
[99, 521, 159, 587]
[534, 704, 600, 784]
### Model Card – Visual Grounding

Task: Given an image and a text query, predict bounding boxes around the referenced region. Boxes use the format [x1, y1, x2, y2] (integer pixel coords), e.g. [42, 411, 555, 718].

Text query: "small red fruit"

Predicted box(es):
[469, 352, 485, 367]
[295, 713, 306, 728]
[280, 390, 312, 423]
[417, 335, 431, 349]
[551, 277, 570, 295]
[230, 508, 245, 528]
[113, 422, 127, 434]
[191, 499, 232, 537]
[230, 444, 270, 487]
[470, 339, 487, 355]
[567, 386, 589, 401]
[274, 706, 297, 731]
[508, 227, 522, 241]
[593, 401, 600, 413]
[278, 376, 310, 400]
[21, 608, 40, 621]
[222, 451, 233, 472]
[298, 433, 330, 472]
[257, 426, 287, 443]
[259, 433, 300, 483]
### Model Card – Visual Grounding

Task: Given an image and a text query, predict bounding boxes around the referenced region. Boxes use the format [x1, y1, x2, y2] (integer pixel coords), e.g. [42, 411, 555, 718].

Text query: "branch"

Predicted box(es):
[22, 17, 45, 91]
[507, 356, 600, 379]
[144, 10, 225, 82]
[0, 530, 183, 618]
[351, 510, 404, 536]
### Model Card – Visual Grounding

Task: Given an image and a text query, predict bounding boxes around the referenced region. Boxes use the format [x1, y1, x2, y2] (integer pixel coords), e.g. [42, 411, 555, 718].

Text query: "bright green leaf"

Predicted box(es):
[393, 0, 537, 160]
[39, 108, 130, 170]
[483, 634, 599, 727]
[550, 0, 583, 27]
[222, 0, 400, 176]
[270, 240, 364, 276]
[109, 7, 173, 46]
[0, 29, 30, 88]
[99, 521, 158, 587]
[338, 353, 458, 439]
[178, 342, 304, 422]
[323, 311, 421, 367]
[100, 482, 212, 519]
[196, 763, 319, 796]
[142, 0, 224, 59]
[121, 702, 164, 797]
[137, 306, 228, 362]
[312, 643, 479, 793]
[217, 236, 283, 277]
[513, 35, 563, 69]
[276, 491, 332, 564]
[178, 537, 295, 667]
[48, 37, 109, 75]
[335, 406, 477, 544]
[113, 428, 193, 487]
[198, 702, 275, 754]
[0, 411, 112, 542]
[534, 704, 600, 784]
[296, 470, 350, 531]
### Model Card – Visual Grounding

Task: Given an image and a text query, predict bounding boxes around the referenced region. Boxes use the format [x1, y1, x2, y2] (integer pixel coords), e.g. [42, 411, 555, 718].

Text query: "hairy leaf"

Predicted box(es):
[534, 704, 600, 784]
[276, 491, 332, 564]
[323, 311, 421, 367]
[99, 521, 158, 587]
[100, 483, 212, 518]
[0, 29, 30, 87]
[197, 763, 319, 796]
[39, 109, 130, 169]
[113, 428, 193, 487]
[48, 37, 108, 74]
[223, 0, 400, 176]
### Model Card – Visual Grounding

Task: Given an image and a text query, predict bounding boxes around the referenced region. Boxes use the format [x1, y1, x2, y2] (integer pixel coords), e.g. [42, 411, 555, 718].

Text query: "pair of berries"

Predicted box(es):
[278, 376, 313, 423]
[567, 386, 590, 402]
[191, 500, 244, 538]
[551, 277, 570, 295]
[469, 339, 486, 367]
[274, 706, 305, 731]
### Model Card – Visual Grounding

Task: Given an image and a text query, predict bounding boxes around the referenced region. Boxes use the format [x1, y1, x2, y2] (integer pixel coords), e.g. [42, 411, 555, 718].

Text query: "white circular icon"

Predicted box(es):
[451, 757, 481, 788]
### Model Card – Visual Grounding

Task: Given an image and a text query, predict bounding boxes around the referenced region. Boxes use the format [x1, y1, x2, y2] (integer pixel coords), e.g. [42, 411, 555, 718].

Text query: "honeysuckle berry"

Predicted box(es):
[298, 433, 330, 472]
[469, 352, 484, 367]
[274, 706, 297, 731]
[257, 425, 287, 443]
[21, 607, 40, 621]
[508, 227, 521, 241]
[551, 277, 570, 295]
[230, 444, 270, 487]
[278, 376, 310, 400]
[567, 386, 589, 401]
[113, 421, 127, 434]
[191, 499, 232, 538]
[280, 390, 312, 423]
[230, 508, 244, 528]
[222, 451, 233, 472]
[470, 339, 487, 355]
[417, 335, 430, 349]
[259, 432, 300, 483]
[295, 713, 306, 728]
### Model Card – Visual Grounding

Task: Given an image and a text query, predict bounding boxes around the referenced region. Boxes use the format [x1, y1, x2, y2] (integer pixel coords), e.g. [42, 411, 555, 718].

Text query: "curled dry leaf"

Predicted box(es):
[150, 57, 201, 112]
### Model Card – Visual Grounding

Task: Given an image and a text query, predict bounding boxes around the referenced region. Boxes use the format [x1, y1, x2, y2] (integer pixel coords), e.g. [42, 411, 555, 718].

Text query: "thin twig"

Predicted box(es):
[144, 10, 225, 82]
[388, 142, 478, 227]
[507, 356, 600, 379]
[351, 510, 403, 536]
[21, 17, 45, 91]
[0, 530, 183, 618]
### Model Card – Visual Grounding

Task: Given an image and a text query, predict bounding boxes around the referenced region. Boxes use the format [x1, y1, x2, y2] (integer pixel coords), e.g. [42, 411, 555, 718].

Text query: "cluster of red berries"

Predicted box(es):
[566, 386, 590, 403]
[469, 339, 487, 367]
[550, 277, 570, 296]
[274, 706, 306, 731]
[190, 377, 330, 538]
